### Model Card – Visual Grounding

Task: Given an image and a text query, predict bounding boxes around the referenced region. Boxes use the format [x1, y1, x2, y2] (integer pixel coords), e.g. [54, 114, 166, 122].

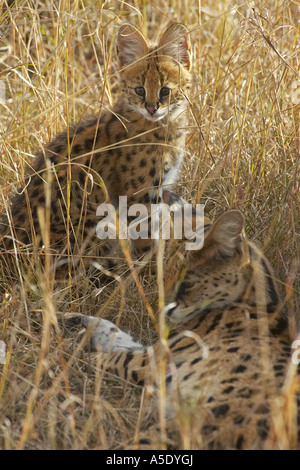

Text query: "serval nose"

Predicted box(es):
[145, 102, 158, 116]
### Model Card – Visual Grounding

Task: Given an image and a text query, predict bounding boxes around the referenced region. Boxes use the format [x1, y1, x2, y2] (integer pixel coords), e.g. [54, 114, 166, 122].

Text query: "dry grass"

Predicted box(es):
[0, 0, 299, 450]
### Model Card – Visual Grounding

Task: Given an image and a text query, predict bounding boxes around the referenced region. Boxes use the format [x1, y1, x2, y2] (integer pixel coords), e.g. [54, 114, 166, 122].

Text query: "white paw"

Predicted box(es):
[79, 316, 144, 353]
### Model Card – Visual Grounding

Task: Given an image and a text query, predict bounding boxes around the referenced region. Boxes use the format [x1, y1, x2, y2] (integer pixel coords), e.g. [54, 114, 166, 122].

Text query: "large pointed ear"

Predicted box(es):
[117, 24, 149, 67]
[206, 210, 245, 257]
[158, 23, 191, 70]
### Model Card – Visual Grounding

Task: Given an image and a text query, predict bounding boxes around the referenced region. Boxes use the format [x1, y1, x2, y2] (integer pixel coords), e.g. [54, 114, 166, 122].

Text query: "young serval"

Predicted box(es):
[0, 23, 191, 284]
[71, 209, 300, 450]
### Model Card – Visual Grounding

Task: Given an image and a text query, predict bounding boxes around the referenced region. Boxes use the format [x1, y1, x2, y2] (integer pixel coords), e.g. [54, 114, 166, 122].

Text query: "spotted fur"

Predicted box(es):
[73, 209, 300, 450]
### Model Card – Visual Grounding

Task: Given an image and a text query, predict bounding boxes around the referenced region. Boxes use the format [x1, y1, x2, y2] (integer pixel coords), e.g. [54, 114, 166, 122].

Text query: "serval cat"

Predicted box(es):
[70, 209, 300, 450]
[0, 23, 191, 286]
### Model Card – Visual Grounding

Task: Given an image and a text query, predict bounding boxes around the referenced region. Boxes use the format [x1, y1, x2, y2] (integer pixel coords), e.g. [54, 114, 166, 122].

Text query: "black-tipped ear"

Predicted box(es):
[117, 24, 148, 67]
[158, 23, 191, 70]
[206, 210, 245, 257]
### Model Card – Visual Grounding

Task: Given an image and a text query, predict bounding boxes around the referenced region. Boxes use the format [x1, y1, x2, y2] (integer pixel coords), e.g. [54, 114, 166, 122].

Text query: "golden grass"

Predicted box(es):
[0, 0, 299, 450]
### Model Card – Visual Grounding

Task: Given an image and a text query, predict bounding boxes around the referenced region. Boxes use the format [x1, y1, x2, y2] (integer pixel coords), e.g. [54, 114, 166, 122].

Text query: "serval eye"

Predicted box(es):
[135, 87, 145, 97]
[160, 87, 170, 99]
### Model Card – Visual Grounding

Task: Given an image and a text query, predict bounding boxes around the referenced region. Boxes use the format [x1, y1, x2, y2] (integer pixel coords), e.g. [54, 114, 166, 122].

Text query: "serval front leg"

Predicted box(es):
[72, 315, 152, 386]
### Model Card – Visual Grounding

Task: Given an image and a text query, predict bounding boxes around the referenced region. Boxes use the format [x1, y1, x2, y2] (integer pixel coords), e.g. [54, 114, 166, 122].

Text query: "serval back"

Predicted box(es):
[73, 209, 300, 450]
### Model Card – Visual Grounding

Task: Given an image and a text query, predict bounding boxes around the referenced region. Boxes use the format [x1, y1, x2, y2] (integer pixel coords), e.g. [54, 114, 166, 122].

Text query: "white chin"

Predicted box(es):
[141, 110, 168, 121]
[132, 106, 169, 122]
[167, 306, 183, 322]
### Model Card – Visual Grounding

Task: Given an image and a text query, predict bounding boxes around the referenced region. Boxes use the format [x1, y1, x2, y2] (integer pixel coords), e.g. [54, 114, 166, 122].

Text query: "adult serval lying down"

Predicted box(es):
[69, 209, 300, 450]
